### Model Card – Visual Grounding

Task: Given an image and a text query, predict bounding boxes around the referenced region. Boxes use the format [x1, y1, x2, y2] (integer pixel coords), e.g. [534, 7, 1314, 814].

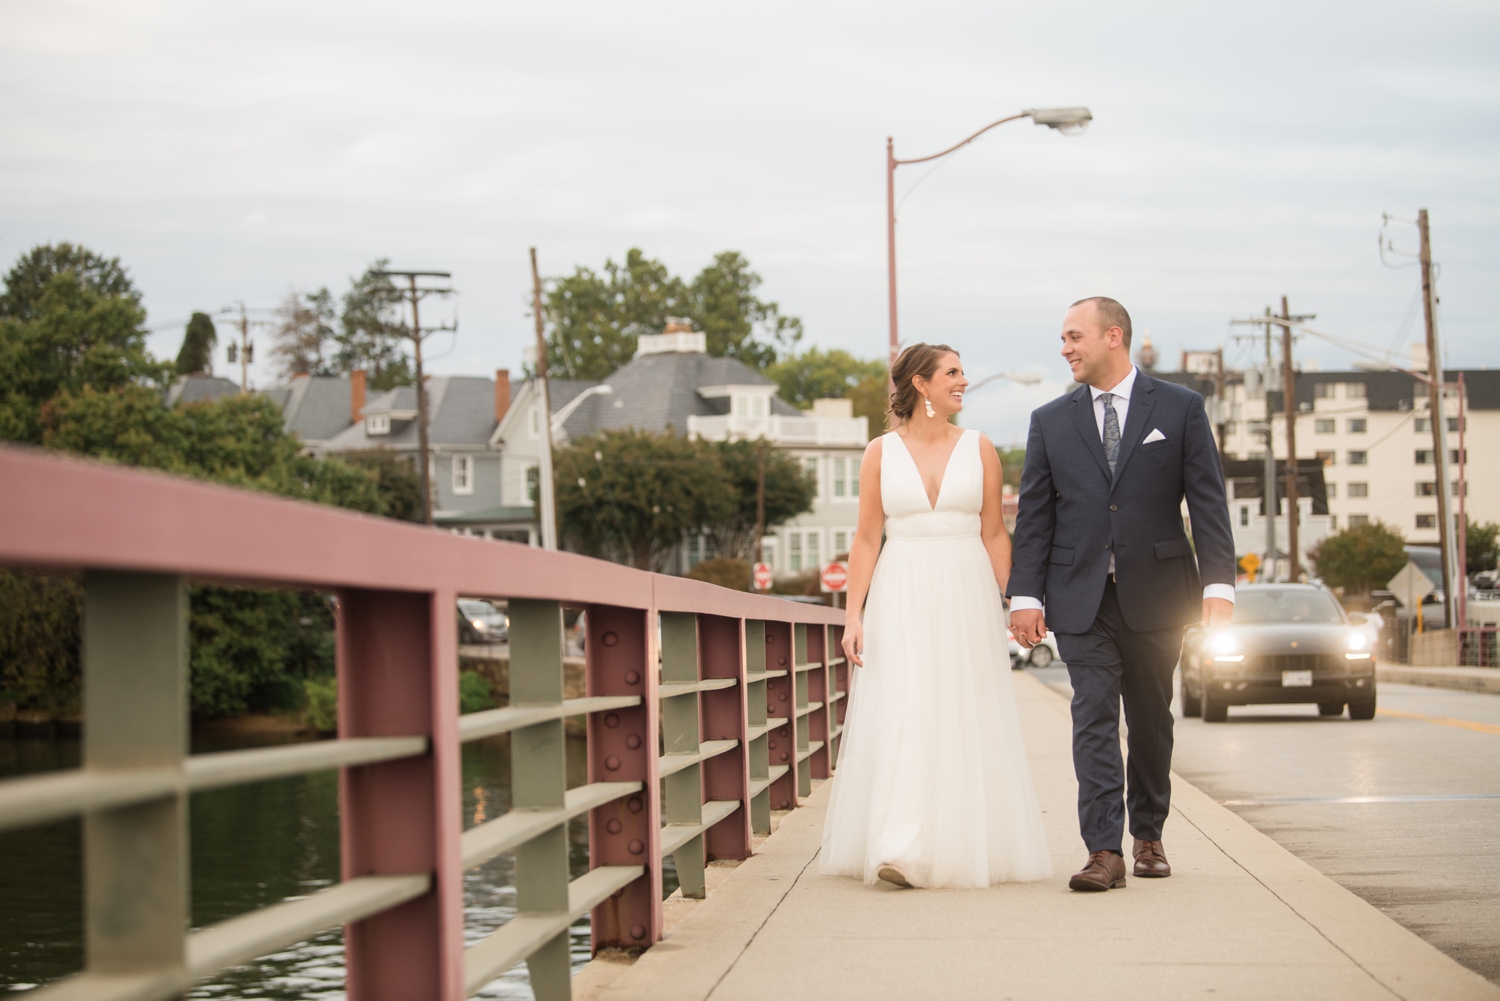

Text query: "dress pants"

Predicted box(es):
[1054, 580, 1185, 855]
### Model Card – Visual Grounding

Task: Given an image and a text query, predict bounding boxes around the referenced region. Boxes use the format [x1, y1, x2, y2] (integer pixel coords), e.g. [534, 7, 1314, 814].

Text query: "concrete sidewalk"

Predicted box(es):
[1378, 664, 1500, 695]
[582, 672, 1500, 1001]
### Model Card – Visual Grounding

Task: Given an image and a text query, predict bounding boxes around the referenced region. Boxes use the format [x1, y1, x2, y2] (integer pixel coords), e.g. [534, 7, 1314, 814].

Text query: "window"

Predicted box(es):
[788, 533, 803, 572]
[1345, 382, 1367, 399]
[1314, 383, 1335, 399]
[802, 457, 820, 498]
[1347, 451, 1367, 465]
[1415, 450, 1433, 465]
[1326, 483, 1336, 498]
[1348, 482, 1369, 498]
[833, 457, 848, 497]
[732, 395, 768, 417]
[1416, 514, 1436, 529]
[523, 464, 539, 504]
[1315, 419, 1335, 434]
[1416, 482, 1436, 497]
[1448, 417, 1463, 433]
[806, 530, 821, 570]
[1239, 505, 1249, 527]
[851, 454, 861, 497]
[366, 414, 391, 436]
[453, 455, 473, 495]
[1414, 418, 1431, 433]
[1451, 449, 1467, 464]
[1347, 419, 1366, 433]
[833, 529, 850, 557]
[1316, 451, 1336, 466]
[1349, 514, 1370, 527]
[1453, 480, 1467, 498]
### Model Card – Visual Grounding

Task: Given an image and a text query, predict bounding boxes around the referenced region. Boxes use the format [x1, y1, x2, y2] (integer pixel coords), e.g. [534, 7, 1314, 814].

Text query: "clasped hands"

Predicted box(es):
[1011, 597, 1233, 649]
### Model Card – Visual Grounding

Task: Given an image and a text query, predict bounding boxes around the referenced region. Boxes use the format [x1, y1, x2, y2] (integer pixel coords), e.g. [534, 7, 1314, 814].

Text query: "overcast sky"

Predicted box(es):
[3, 0, 1496, 444]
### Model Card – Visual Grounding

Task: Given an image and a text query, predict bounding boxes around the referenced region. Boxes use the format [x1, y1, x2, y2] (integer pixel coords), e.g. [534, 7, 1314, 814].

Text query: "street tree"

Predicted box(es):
[1466, 517, 1499, 575]
[687, 251, 803, 369]
[335, 260, 412, 390]
[553, 429, 734, 571]
[0, 242, 140, 321]
[175, 312, 219, 375]
[767, 347, 885, 408]
[1309, 521, 1408, 595]
[272, 288, 336, 378]
[704, 438, 815, 562]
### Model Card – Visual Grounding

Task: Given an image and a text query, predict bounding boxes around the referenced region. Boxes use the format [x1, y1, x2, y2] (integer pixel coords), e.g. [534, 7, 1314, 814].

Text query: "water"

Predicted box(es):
[0, 729, 662, 998]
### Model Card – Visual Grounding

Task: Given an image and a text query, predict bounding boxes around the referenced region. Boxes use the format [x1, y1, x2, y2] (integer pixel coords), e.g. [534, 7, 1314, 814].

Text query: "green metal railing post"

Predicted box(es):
[508, 599, 571, 1001]
[658, 612, 705, 899]
[82, 571, 189, 980]
[744, 620, 771, 835]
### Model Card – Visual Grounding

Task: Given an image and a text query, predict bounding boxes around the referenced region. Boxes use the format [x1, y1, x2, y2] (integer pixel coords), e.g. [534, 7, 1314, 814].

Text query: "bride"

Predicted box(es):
[820, 343, 1053, 889]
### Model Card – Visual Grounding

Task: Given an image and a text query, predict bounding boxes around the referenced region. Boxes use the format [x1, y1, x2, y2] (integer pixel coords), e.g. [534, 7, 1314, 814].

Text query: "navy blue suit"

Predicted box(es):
[1009, 370, 1234, 853]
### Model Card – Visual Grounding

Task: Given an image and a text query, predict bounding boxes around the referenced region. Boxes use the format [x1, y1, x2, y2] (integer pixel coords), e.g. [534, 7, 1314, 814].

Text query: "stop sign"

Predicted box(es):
[820, 561, 849, 593]
[752, 562, 773, 590]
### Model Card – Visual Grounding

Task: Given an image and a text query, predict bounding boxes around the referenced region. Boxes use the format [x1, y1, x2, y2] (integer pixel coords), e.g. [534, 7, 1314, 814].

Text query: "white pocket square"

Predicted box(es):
[1143, 428, 1167, 443]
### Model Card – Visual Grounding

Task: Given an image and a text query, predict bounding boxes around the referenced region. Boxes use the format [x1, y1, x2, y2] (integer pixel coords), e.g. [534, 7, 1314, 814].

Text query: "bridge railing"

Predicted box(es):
[0, 446, 848, 1001]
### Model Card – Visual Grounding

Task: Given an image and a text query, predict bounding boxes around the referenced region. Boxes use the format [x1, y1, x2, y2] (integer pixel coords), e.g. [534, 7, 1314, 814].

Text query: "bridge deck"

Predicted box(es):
[583, 673, 1499, 1001]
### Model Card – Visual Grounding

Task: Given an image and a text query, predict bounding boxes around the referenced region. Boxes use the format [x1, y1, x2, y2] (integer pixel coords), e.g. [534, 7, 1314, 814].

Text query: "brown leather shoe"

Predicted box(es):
[1132, 838, 1171, 878]
[1068, 850, 1127, 891]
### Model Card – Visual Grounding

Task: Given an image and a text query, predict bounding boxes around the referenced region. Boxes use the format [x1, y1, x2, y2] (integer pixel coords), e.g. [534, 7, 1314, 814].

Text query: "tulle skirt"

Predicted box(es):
[819, 535, 1053, 888]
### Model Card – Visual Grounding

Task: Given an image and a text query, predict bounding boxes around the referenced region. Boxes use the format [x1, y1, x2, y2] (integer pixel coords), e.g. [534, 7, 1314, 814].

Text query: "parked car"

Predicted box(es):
[458, 598, 508, 645]
[1007, 628, 1059, 669]
[1180, 583, 1376, 722]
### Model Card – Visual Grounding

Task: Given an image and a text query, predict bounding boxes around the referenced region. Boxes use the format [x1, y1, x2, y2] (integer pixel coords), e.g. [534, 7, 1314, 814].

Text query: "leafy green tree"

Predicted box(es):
[848, 370, 890, 434]
[1466, 517, 1499, 575]
[0, 242, 140, 321]
[703, 438, 815, 562]
[0, 570, 83, 713]
[335, 260, 412, 390]
[997, 447, 1026, 490]
[1309, 520, 1408, 595]
[553, 429, 734, 570]
[686, 558, 752, 592]
[0, 267, 170, 443]
[542, 249, 802, 379]
[766, 347, 885, 409]
[271, 288, 336, 378]
[341, 449, 425, 523]
[175, 312, 219, 375]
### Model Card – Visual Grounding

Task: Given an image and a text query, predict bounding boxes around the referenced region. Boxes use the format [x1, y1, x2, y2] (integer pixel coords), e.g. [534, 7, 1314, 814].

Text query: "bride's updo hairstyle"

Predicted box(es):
[887, 342, 958, 428]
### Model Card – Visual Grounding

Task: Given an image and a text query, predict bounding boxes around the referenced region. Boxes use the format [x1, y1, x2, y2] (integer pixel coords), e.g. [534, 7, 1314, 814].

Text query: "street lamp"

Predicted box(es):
[550, 384, 612, 437]
[967, 371, 1043, 392]
[885, 106, 1093, 370]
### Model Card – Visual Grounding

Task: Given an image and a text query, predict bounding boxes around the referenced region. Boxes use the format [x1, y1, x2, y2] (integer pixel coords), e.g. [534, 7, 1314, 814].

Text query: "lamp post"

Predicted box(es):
[885, 107, 1093, 371]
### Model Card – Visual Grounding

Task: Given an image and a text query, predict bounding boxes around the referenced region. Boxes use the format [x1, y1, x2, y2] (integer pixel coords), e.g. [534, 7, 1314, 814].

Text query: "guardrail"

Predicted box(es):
[0, 446, 847, 1001]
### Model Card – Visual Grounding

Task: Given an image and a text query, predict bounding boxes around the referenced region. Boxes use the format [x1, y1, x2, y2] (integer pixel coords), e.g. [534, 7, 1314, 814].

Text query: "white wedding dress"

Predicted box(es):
[820, 428, 1053, 888]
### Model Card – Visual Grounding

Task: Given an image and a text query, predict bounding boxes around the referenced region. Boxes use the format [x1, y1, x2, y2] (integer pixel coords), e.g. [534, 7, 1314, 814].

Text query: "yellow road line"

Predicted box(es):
[1378, 707, 1500, 736]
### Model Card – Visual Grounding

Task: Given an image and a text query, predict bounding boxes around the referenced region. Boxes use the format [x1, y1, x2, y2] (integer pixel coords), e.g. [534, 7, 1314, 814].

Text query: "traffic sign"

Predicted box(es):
[820, 561, 849, 593]
[1238, 552, 1261, 582]
[752, 562, 773, 591]
[1387, 561, 1435, 608]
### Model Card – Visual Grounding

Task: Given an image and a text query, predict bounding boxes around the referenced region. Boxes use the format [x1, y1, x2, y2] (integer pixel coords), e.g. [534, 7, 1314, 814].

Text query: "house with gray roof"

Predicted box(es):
[261, 375, 359, 450]
[165, 375, 240, 407]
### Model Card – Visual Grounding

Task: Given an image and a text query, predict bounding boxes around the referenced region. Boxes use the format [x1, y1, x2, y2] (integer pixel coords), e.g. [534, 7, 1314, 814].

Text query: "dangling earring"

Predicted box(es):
[923, 395, 936, 419]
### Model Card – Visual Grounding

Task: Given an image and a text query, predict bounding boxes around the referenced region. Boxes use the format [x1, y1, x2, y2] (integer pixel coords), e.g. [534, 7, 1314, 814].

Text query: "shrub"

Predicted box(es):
[686, 558, 751, 591]
[303, 676, 338, 734]
[1309, 521, 1407, 595]
[459, 670, 497, 714]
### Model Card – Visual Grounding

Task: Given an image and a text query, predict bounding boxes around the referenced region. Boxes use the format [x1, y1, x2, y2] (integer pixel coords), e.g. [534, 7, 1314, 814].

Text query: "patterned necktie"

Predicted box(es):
[1100, 392, 1121, 475]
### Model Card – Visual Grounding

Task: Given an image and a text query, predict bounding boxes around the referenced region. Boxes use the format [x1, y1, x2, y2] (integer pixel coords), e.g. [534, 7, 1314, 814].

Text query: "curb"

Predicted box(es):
[1378, 664, 1500, 695]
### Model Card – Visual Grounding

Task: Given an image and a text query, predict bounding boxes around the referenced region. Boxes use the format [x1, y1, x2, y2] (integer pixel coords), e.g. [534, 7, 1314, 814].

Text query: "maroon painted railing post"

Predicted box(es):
[699, 615, 751, 861]
[337, 588, 464, 1001]
[586, 604, 662, 951]
[763, 621, 797, 810]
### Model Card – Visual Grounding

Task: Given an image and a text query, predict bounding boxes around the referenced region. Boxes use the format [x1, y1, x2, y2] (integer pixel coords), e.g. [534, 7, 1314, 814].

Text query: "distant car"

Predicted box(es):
[1007, 628, 1059, 669]
[1180, 583, 1376, 722]
[458, 599, 508, 645]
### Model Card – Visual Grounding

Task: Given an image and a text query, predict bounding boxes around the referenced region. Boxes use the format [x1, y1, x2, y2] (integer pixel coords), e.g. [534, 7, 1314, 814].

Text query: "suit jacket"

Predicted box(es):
[1008, 370, 1236, 634]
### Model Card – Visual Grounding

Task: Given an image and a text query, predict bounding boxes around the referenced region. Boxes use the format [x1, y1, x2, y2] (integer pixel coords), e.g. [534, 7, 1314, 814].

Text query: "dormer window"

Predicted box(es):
[366, 414, 391, 436]
[733, 395, 767, 417]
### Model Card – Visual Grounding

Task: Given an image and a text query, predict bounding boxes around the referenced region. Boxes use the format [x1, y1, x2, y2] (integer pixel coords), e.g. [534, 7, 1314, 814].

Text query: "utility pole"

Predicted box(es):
[1214, 347, 1227, 454]
[755, 440, 766, 564]
[375, 270, 455, 526]
[1263, 308, 1278, 576]
[1281, 296, 1300, 581]
[1418, 209, 1457, 628]
[530, 248, 558, 551]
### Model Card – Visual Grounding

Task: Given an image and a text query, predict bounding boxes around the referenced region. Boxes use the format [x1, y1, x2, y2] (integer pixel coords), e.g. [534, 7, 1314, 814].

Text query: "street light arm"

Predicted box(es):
[550, 384, 613, 435]
[894, 113, 1030, 166]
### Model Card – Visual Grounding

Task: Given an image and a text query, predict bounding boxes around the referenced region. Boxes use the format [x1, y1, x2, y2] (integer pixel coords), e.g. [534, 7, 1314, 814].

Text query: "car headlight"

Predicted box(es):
[1344, 629, 1371, 659]
[471, 619, 487, 631]
[1209, 631, 1244, 663]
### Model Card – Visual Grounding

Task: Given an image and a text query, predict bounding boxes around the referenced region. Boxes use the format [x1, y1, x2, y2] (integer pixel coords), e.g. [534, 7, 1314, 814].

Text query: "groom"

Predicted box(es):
[1009, 297, 1235, 892]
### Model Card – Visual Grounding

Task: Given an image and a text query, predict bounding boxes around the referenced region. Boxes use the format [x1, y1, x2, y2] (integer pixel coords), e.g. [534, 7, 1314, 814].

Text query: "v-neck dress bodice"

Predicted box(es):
[820, 427, 1052, 889]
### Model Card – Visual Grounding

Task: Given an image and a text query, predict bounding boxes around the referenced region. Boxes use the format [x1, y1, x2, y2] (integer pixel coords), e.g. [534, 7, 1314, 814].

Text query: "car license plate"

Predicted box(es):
[1282, 670, 1313, 688]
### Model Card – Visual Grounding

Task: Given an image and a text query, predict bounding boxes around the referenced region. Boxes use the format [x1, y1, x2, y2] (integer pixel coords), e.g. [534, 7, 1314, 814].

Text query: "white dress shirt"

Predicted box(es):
[1011, 366, 1234, 613]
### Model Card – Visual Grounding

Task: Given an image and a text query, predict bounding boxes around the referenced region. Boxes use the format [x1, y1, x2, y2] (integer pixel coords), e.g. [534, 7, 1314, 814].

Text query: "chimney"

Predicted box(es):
[351, 369, 366, 423]
[494, 369, 511, 424]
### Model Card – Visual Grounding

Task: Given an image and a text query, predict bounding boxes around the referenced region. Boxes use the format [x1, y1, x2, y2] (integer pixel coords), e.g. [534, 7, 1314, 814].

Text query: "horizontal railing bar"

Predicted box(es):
[827, 656, 846, 667]
[464, 865, 643, 994]
[746, 723, 770, 742]
[660, 800, 741, 857]
[795, 702, 824, 718]
[657, 677, 737, 699]
[767, 716, 788, 729]
[793, 661, 823, 672]
[186, 737, 427, 792]
[829, 690, 846, 703]
[0, 768, 177, 834]
[745, 670, 788, 682]
[461, 781, 642, 870]
[658, 739, 738, 778]
[747, 777, 772, 799]
[189, 874, 429, 978]
[459, 695, 641, 743]
[767, 764, 790, 783]
[796, 741, 825, 763]
[27, 875, 430, 1001]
